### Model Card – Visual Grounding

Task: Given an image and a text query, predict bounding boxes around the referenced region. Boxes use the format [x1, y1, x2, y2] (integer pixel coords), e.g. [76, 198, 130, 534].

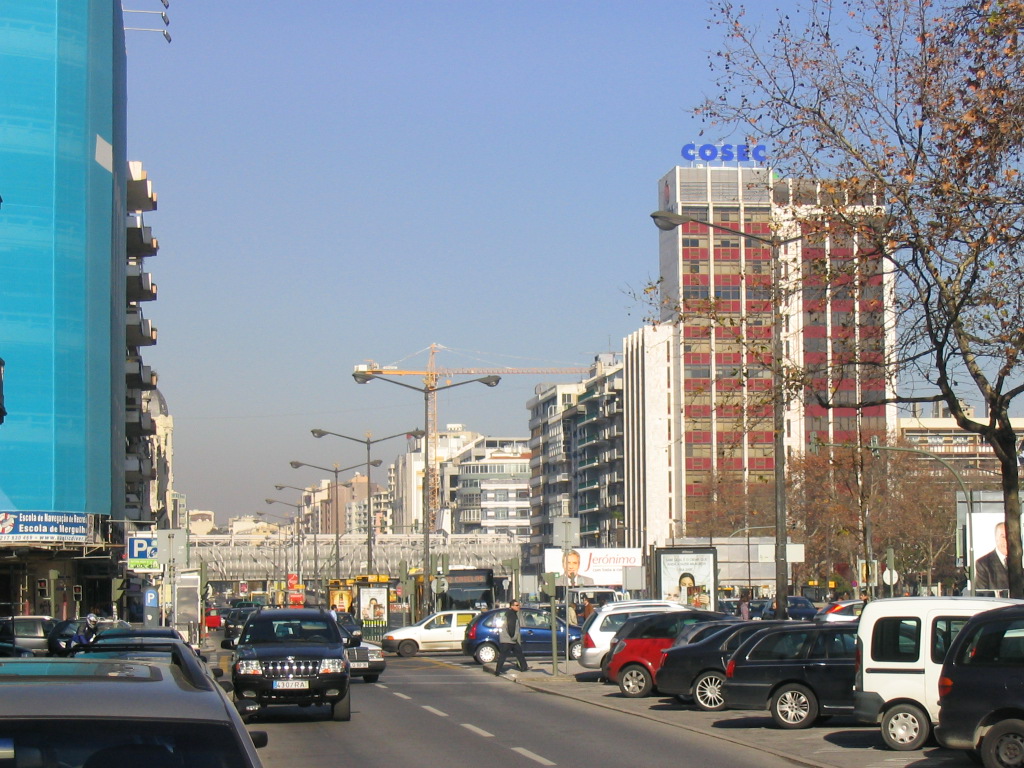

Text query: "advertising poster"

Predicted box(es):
[542, 548, 642, 587]
[656, 547, 717, 609]
[970, 511, 1023, 597]
[360, 586, 388, 622]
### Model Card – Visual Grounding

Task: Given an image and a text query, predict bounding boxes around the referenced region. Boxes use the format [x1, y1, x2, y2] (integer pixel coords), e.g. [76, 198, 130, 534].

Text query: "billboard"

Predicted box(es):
[656, 547, 717, 609]
[543, 548, 642, 587]
[0, 511, 88, 544]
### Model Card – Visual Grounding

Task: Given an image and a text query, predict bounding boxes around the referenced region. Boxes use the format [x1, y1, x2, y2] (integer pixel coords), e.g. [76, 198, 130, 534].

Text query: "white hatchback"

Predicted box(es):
[578, 600, 684, 670]
[381, 610, 479, 657]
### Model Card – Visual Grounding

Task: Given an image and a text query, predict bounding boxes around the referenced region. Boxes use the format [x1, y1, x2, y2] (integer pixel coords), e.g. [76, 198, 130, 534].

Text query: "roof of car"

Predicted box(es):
[0, 656, 230, 722]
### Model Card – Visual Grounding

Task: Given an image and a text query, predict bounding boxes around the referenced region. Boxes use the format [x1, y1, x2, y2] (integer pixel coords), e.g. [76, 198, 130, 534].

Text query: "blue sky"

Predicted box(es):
[123, 2, 747, 523]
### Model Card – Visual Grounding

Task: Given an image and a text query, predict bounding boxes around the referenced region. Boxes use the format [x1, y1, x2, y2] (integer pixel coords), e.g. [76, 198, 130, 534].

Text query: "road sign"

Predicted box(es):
[882, 569, 900, 586]
[127, 536, 160, 573]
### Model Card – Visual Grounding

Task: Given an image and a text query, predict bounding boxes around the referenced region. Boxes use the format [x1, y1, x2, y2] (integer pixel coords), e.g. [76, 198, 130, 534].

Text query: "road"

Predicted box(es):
[205, 643, 980, 768]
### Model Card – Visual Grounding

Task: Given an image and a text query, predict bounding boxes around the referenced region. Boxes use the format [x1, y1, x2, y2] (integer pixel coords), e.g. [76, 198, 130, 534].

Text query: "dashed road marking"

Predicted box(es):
[511, 747, 556, 765]
[422, 705, 448, 717]
[460, 723, 494, 737]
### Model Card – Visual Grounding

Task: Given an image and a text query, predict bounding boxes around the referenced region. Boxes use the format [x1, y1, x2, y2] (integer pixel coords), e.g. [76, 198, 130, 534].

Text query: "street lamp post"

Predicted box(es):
[275, 484, 330, 601]
[262, 501, 304, 599]
[652, 210, 803, 618]
[310, 428, 423, 575]
[353, 370, 500, 618]
[289, 459, 381, 580]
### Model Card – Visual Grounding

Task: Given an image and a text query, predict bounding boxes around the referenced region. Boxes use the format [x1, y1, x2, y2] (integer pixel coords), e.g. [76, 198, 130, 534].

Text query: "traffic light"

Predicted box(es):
[72, 585, 83, 602]
[36, 579, 47, 598]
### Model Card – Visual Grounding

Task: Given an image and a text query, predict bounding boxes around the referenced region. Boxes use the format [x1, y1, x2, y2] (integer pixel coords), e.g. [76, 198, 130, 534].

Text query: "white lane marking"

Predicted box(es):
[393, 692, 412, 700]
[460, 723, 494, 738]
[422, 705, 449, 717]
[511, 747, 556, 765]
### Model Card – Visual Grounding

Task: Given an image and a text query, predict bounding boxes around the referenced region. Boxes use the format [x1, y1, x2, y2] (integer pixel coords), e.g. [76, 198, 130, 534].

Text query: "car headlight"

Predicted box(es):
[320, 658, 346, 674]
[236, 659, 262, 675]
[383, 634, 395, 641]
[367, 648, 384, 661]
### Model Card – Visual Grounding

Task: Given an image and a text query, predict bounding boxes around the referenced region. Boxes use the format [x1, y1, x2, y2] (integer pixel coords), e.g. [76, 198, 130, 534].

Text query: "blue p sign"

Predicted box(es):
[128, 536, 156, 559]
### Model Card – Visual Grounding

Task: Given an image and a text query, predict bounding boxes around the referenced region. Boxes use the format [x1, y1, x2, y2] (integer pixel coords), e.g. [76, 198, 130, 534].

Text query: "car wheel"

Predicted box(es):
[618, 664, 653, 698]
[770, 683, 818, 729]
[363, 674, 380, 683]
[981, 719, 1024, 768]
[474, 642, 498, 665]
[692, 671, 726, 711]
[569, 641, 582, 660]
[397, 639, 418, 657]
[881, 703, 930, 751]
[331, 690, 351, 722]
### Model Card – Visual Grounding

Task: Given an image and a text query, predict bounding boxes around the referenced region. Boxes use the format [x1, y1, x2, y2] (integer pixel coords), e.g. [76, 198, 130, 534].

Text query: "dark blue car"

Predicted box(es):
[461, 608, 582, 665]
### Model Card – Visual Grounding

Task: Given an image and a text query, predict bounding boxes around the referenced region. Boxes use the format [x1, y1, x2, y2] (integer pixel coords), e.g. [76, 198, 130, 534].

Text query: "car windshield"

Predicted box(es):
[240, 618, 337, 644]
[0, 719, 249, 768]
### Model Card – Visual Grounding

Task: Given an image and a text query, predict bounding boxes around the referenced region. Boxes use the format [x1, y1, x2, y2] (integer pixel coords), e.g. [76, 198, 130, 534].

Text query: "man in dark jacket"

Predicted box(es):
[494, 601, 528, 676]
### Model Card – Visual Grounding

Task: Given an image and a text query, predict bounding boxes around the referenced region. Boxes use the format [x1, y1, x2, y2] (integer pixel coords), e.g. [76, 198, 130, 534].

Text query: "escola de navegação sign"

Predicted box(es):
[682, 143, 768, 163]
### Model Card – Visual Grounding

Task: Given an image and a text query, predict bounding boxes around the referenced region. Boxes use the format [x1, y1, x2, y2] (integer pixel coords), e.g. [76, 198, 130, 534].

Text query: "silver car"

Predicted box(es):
[813, 599, 864, 622]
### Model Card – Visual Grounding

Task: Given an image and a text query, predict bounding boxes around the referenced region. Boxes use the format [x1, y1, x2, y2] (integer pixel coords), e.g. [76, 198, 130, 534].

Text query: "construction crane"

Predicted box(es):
[353, 343, 591, 527]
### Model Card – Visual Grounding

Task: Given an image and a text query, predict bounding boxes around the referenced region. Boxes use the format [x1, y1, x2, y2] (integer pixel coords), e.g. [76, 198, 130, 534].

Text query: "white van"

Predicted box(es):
[854, 596, 1020, 750]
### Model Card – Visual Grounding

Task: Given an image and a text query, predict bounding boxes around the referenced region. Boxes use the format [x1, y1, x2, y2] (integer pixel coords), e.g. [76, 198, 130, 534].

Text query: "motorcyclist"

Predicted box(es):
[67, 613, 100, 650]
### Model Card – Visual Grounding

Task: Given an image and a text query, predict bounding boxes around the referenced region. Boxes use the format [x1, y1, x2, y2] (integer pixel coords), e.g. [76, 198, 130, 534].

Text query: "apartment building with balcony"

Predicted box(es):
[447, 437, 531, 536]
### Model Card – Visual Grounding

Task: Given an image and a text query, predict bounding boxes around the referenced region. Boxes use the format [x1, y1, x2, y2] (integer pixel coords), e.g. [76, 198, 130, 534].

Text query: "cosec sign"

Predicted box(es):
[682, 143, 768, 163]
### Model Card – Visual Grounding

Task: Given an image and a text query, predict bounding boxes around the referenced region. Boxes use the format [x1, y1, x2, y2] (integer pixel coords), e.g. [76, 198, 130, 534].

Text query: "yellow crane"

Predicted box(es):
[353, 344, 590, 526]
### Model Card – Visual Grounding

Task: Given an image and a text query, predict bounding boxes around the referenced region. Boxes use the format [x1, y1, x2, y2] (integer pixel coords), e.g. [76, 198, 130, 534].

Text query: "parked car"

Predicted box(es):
[813, 599, 865, 623]
[46, 617, 131, 656]
[936, 602, 1024, 767]
[657, 621, 790, 710]
[205, 606, 229, 629]
[0, 615, 57, 656]
[222, 607, 355, 721]
[0, 648, 268, 767]
[603, 609, 735, 698]
[382, 610, 479, 656]
[853, 596, 1019, 751]
[757, 596, 819, 621]
[462, 607, 582, 665]
[0, 640, 34, 658]
[579, 600, 687, 670]
[723, 622, 859, 728]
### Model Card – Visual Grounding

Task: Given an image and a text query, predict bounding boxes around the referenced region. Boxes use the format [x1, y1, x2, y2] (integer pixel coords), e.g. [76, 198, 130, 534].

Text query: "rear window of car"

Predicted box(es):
[871, 617, 920, 662]
[809, 629, 856, 659]
[956, 618, 1024, 666]
[748, 631, 810, 661]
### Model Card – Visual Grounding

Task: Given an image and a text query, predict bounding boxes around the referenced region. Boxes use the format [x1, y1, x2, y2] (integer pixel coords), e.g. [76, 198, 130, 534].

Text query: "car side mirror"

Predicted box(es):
[248, 731, 269, 749]
[220, 638, 237, 650]
[346, 634, 362, 648]
[218, 679, 234, 694]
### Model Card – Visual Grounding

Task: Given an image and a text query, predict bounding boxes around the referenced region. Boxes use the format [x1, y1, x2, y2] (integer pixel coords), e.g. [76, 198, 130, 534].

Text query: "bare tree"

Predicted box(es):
[698, 0, 1024, 596]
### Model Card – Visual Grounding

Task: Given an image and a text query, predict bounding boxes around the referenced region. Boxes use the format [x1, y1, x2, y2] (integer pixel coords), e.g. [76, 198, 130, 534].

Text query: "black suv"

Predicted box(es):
[936, 603, 1024, 766]
[222, 607, 354, 721]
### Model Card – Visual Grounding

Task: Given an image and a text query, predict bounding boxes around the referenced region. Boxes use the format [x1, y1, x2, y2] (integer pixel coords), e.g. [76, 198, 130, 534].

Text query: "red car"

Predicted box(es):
[204, 607, 226, 630]
[604, 609, 733, 698]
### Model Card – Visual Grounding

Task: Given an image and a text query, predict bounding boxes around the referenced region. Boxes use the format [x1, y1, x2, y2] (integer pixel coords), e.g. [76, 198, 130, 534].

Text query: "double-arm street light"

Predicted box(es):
[353, 370, 500, 617]
[310, 428, 424, 575]
[651, 210, 803, 619]
[289, 459, 381, 580]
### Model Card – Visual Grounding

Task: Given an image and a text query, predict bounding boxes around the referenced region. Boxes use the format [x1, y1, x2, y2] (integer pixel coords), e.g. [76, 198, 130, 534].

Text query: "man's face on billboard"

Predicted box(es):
[564, 553, 580, 576]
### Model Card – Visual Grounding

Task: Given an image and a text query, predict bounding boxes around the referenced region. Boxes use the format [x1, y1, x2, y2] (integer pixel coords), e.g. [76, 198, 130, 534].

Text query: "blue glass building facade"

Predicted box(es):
[0, 3, 127, 534]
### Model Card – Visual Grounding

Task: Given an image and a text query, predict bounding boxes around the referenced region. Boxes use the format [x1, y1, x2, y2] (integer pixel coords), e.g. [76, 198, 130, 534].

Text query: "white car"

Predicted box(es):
[578, 600, 685, 670]
[382, 610, 479, 657]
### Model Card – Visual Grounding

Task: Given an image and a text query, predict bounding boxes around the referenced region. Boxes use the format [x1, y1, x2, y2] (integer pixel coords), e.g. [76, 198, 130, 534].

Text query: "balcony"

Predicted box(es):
[126, 407, 155, 437]
[125, 455, 154, 481]
[126, 263, 157, 302]
[126, 308, 157, 346]
[125, 358, 157, 390]
[126, 214, 158, 257]
[127, 161, 157, 213]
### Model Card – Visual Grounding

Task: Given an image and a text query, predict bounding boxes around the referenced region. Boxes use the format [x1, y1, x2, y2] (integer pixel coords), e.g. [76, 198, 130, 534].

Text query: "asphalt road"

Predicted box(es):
[205, 638, 980, 768]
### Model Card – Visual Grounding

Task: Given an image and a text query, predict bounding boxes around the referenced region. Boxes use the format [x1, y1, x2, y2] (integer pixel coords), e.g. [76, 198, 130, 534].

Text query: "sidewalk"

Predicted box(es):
[483, 661, 965, 768]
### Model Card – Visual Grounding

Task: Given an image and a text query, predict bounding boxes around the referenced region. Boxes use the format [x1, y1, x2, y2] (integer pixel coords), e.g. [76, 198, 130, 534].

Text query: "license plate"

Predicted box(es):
[273, 680, 309, 689]
[350, 662, 369, 669]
